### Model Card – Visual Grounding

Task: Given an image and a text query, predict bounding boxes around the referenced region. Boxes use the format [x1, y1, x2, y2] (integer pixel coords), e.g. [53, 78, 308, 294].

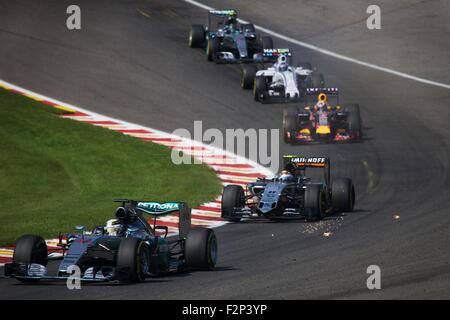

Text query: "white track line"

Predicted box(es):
[183, 0, 450, 90]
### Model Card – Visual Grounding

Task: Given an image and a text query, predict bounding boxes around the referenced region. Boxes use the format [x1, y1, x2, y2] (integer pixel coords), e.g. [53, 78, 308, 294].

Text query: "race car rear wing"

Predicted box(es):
[305, 87, 339, 95]
[113, 199, 192, 238]
[262, 48, 292, 58]
[283, 156, 329, 167]
[283, 156, 331, 186]
[208, 9, 237, 17]
[254, 48, 292, 64]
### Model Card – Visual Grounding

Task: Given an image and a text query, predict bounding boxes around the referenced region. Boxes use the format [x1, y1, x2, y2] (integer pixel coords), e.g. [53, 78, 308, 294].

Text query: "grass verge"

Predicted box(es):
[0, 88, 222, 245]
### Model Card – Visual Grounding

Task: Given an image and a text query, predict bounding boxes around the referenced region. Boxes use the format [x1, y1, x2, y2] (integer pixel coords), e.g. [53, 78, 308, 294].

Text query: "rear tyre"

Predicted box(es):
[304, 185, 326, 221]
[260, 36, 273, 50]
[189, 25, 205, 48]
[206, 37, 220, 61]
[115, 237, 150, 283]
[13, 235, 48, 282]
[283, 110, 298, 144]
[221, 185, 245, 222]
[185, 228, 217, 270]
[332, 178, 355, 212]
[253, 76, 267, 101]
[344, 104, 362, 141]
[241, 64, 257, 89]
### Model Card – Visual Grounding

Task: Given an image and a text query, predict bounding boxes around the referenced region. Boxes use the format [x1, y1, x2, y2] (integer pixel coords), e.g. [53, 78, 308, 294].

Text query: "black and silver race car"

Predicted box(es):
[221, 156, 355, 221]
[188, 9, 273, 63]
[4, 200, 217, 283]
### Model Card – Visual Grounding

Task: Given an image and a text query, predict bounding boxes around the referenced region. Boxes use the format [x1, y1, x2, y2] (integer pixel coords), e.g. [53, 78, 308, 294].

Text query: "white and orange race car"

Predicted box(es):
[283, 88, 362, 144]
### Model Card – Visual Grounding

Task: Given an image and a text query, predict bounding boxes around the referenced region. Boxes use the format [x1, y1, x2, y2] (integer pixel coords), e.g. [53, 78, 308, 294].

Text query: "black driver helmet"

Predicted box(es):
[225, 16, 236, 28]
[225, 16, 237, 32]
[283, 162, 296, 174]
[115, 206, 136, 224]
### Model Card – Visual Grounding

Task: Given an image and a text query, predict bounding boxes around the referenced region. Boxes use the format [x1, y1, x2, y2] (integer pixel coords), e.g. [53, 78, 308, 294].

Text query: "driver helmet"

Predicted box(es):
[315, 101, 326, 112]
[225, 16, 236, 25]
[105, 219, 120, 236]
[279, 170, 295, 183]
[224, 17, 236, 32]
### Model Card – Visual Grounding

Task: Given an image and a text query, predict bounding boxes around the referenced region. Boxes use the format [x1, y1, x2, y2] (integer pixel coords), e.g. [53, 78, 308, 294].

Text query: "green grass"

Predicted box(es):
[0, 88, 222, 245]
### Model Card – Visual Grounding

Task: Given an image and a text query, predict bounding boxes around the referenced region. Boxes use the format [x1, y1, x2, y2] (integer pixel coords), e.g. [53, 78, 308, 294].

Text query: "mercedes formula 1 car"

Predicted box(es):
[188, 9, 273, 63]
[240, 49, 325, 103]
[4, 200, 217, 283]
[283, 87, 362, 144]
[221, 156, 355, 222]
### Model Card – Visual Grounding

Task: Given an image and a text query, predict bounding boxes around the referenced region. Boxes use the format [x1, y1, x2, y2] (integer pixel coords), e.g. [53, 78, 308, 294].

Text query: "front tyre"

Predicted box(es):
[13, 234, 48, 282]
[221, 185, 245, 222]
[115, 237, 150, 283]
[206, 37, 220, 61]
[253, 76, 267, 102]
[189, 25, 205, 48]
[241, 64, 257, 89]
[185, 228, 217, 270]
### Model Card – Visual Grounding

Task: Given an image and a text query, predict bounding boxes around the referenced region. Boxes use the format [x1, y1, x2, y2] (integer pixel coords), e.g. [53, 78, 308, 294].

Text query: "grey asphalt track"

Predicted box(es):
[0, 0, 449, 299]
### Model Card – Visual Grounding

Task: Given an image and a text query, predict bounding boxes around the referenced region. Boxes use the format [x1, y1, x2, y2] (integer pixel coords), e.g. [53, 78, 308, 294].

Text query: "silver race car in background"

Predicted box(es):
[188, 9, 273, 63]
[221, 156, 355, 222]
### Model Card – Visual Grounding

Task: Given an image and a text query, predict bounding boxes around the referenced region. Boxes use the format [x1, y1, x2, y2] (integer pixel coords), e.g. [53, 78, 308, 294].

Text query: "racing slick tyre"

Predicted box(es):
[260, 36, 273, 50]
[207, 37, 220, 62]
[311, 73, 325, 88]
[283, 110, 298, 144]
[304, 185, 326, 221]
[241, 64, 257, 89]
[241, 23, 255, 33]
[13, 235, 48, 282]
[221, 185, 245, 222]
[189, 25, 205, 48]
[253, 76, 267, 101]
[345, 104, 362, 141]
[115, 237, 150, 283]
[185, 228, 217, 271]
[332, 178, 355, 212]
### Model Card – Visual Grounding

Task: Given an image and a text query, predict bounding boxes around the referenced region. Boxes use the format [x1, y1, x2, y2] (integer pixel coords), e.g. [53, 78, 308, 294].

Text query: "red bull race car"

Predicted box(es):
[283, 88, 362, 144]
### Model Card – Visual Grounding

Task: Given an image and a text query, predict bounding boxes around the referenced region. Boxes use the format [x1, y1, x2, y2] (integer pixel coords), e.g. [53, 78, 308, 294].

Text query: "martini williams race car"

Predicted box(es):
[241, 48, 325, 102]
